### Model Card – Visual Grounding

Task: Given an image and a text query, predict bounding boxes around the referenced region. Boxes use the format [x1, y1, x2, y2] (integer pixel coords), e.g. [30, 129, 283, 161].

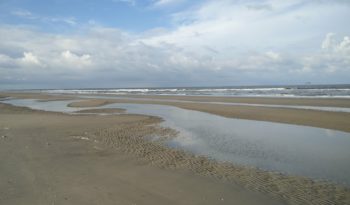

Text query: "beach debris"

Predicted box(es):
[3, 127, 9, 130]
[1, 135, 7, 139]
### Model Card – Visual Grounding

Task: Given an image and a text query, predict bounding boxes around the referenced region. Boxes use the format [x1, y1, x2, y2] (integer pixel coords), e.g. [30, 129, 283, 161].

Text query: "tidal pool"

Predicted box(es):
[3, 99, 350, 186]
[105, 103, 350, 186]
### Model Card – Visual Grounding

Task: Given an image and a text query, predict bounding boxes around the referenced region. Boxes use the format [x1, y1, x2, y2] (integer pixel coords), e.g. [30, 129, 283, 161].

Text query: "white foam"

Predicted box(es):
[40, 86, 350, 98]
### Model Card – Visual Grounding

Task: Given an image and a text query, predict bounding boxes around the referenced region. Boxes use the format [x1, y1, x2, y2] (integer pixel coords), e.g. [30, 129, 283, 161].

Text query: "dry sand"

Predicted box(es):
[67, 98, 350, 133]
[0, 103, 284, 205]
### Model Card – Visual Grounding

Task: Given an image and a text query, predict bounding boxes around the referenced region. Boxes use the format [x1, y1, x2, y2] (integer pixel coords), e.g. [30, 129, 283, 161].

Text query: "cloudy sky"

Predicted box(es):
[0, 0, 349, 89]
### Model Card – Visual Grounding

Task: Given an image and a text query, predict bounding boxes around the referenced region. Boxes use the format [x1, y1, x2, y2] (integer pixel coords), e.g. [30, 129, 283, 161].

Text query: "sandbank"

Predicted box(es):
[67, 98, 350, 133]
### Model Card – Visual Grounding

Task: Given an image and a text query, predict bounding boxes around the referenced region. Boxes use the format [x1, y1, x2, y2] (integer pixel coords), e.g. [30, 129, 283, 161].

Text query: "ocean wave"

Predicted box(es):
[41, 85, 350, 98]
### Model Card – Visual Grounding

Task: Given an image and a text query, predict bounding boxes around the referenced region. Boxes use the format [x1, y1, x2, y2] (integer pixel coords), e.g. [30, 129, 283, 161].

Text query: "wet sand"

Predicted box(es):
[117, 94, 350, 108]
[1, 92, 350, 204]
[0, 103, 285, 205]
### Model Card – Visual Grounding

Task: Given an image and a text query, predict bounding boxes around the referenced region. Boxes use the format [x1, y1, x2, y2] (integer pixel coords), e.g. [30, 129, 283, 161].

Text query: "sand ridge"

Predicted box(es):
[81, 94, 350, 107]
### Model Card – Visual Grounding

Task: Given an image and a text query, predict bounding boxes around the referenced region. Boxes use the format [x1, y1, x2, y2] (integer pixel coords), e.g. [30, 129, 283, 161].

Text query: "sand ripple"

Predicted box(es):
[91, 119, 350, 205]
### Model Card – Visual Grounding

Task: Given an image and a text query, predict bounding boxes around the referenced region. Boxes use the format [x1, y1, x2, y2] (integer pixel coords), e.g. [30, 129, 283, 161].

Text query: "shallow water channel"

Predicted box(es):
[4, 98, 350, 187]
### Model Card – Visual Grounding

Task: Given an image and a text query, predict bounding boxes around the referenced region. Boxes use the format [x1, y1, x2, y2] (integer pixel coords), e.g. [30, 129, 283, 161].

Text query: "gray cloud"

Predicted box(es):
[1, 0, 350, 88]
[1, 25, 348, 89]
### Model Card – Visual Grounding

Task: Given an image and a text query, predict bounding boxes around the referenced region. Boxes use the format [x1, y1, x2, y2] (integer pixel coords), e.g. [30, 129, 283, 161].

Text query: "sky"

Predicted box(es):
[0, 0, 349, 89]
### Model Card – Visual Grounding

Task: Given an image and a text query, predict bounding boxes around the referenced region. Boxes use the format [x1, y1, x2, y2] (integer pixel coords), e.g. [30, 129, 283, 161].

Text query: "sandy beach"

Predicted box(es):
[2, 0, 350, 204]
[1, 92, 350, 205]
[0, 102, 287, 205]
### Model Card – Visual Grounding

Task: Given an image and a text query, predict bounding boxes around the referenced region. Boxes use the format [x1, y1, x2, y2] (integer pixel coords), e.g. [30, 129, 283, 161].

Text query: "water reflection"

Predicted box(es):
[105, 103, 350, 186]
[3, 99, 350, 186]
[5, 99, 81, 113]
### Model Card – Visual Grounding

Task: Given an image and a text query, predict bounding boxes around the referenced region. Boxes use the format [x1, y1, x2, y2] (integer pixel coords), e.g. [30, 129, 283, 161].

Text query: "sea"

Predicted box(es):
[37, 84, 350, 98]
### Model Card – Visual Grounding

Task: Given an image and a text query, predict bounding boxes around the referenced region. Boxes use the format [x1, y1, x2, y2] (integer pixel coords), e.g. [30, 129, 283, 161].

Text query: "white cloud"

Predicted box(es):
[265, 51, 281, 60]
[335, 36, 350, 54]
[20, 52, 41, 65]
[0, 52, 42, 68]
[298, 33, 350, 73]
[1, 0, 350, 88]
[322, 33, 336, 50]
[145, 0, 349, 53]
[12, 9, 36, 19]
[60, 50, 92, 68]
[321, 33, 350, 56]
[11, 9, 76, 26]
[51, 17, 77, 26]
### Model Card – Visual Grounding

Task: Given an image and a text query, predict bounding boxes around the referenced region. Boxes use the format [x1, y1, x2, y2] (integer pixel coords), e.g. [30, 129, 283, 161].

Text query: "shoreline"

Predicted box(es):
[3, 92, 350, 107]
[67, 98, 350, 133]
[1, 101, 350, 204]
[2, 92, 350, 132]
[117, 94, 350, 107]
